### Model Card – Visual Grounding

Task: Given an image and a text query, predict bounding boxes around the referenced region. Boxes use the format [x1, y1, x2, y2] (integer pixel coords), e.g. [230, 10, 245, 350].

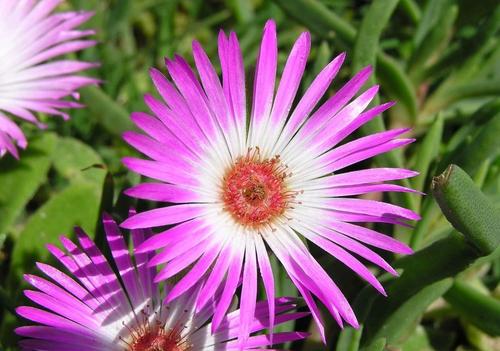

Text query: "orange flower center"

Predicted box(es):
[127, 324, 191, 351]
[222, 149, 292, 227]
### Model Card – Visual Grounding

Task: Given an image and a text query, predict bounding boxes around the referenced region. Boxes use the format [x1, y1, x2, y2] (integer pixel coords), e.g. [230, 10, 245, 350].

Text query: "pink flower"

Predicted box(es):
[16, 214, 308, 350]
[121, 19, 420, 343]
[0, 0, 98, 158]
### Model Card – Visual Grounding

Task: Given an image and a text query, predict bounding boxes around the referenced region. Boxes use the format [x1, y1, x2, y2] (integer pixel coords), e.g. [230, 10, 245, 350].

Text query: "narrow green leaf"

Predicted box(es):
[0, 286, 14, 315]
[271, 0, 356, 43]
[399, 326, 434, 351]
[224, 0, 254, 24]
[376, 53, 418, 120]
[0, 133, 56, 234]
[336, 325, 363, 351]
[372, 278, 453, 345]
[361, 337, 386, 351]
[52, 137, 104, 183]
[412, 115, 443, 192]
[351, 0, 397, 129]
[409, 198, 440, 249]
[417, 99, 500, 177]
[363, 232, 478, 344]
[423, 6, 500, 82]
[348, 0, 418, 212]
[409, 5, 458, 78]
[456, 112, 500, 176]
[425, 80, 500, 116]
[80, 85, 135, 136]
[399, 0, 421, 24]
[272, 0, 418, 119]
[352, 0, 399, 75]
[432, 164, 500, 255]
[445, 280, 500, 336]
[6, 178, 106, 288]
[413, 0, 452, 48]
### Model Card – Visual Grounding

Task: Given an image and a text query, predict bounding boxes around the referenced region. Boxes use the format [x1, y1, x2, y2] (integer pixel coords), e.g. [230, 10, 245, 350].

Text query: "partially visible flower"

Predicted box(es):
[121, 19, 420, 342]
[16, 214, 308, 350]
[0, 0, 98, 158]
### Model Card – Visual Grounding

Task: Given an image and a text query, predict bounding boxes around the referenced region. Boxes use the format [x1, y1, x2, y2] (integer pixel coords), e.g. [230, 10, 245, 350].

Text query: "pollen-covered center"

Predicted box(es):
[222, 148, 292, 227]
[124, 321, 191, 351]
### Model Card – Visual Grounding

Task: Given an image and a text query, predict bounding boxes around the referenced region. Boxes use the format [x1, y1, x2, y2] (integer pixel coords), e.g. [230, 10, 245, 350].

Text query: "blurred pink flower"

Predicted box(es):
[0, 0, 98, 158]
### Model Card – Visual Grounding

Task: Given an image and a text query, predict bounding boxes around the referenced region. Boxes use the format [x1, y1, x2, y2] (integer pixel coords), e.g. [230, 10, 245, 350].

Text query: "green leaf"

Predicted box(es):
[445, 280, 500, 336]
[0, 133, 56, 234]
[399, 0, 421, 24]
[412, 0, 452, 48]
[6, 179, 106, 288]
[271, 0, 356, 43]
[5, 138, 108, 298]
[409, 5, 458, 79]
[376, 53, 418, 120]
[0, 286, 14, 315]
[456, 112, 500, 177]
[409, 198, 440, 249]
[80, 85, 135, 136]
[224, 0, 254, 24]
[352, 0, 399, 75]
[424, 80, 500, 115]
[412, 115, 443, 192]
[362, 232, 478, 344]
[432, 164, 500, 255]
[352, 0, 398, 132]
[361, 337, 386, 351]
[273, 0, 418, 119]
[371, 278, 453, 345]
[336, 325, 363, 351]
[399, 326, 435, 351]
[52, 137, 104, 183]
[423, 6, 500, 83]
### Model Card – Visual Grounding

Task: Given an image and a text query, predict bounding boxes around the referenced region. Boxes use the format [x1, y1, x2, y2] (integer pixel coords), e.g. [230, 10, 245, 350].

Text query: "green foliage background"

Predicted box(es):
[0, 0, 499, 350]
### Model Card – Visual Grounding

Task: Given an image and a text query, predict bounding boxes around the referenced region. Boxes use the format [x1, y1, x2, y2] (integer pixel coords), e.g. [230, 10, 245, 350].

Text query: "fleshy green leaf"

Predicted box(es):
[0, 133, 57, 234]
[352, 0, 399, 130]
[52, 137, 104, 182]
[445, 280, 500, 336]
[6, 177, 106, 288]
[336, 325, 363, 351]
[361, 337, 386, 351]
[399, 0, 421, 24]
[409, 4, 458, 80]
[362, 232, 478, 344]
[370, 278, 453, 346]
[412, 0, 452, 48]
[352, 0, 399, 75]
[272, 0, 356, 43]
[273, 0, 418, 119]
[80, 85, 135, 136]
[456, 112, 500, 177]
[432, 164, 500, 255]
[424, 80, 500, 115]
[412, 115, 443, 193]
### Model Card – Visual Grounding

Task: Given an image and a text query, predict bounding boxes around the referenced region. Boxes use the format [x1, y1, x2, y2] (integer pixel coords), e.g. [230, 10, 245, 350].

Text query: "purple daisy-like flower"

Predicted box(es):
[16, 214, 308, 350]
[121, 19, 420, 341]
[0, 0, 98, 158]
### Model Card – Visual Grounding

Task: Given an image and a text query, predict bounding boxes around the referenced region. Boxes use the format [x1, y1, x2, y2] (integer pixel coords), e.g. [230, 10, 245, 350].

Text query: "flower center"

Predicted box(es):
[222, 148, 292, 227]
[125, 323, 191, 351]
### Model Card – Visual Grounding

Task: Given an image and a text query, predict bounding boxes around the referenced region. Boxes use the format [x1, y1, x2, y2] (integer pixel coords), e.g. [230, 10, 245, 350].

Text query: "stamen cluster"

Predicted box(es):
[122, 307, 191, 351]
[222, 148, 293, 227]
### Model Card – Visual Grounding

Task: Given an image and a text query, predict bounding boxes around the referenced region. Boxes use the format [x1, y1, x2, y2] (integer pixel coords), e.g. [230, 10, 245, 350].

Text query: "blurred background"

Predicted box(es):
[0, 0, 499, 350]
